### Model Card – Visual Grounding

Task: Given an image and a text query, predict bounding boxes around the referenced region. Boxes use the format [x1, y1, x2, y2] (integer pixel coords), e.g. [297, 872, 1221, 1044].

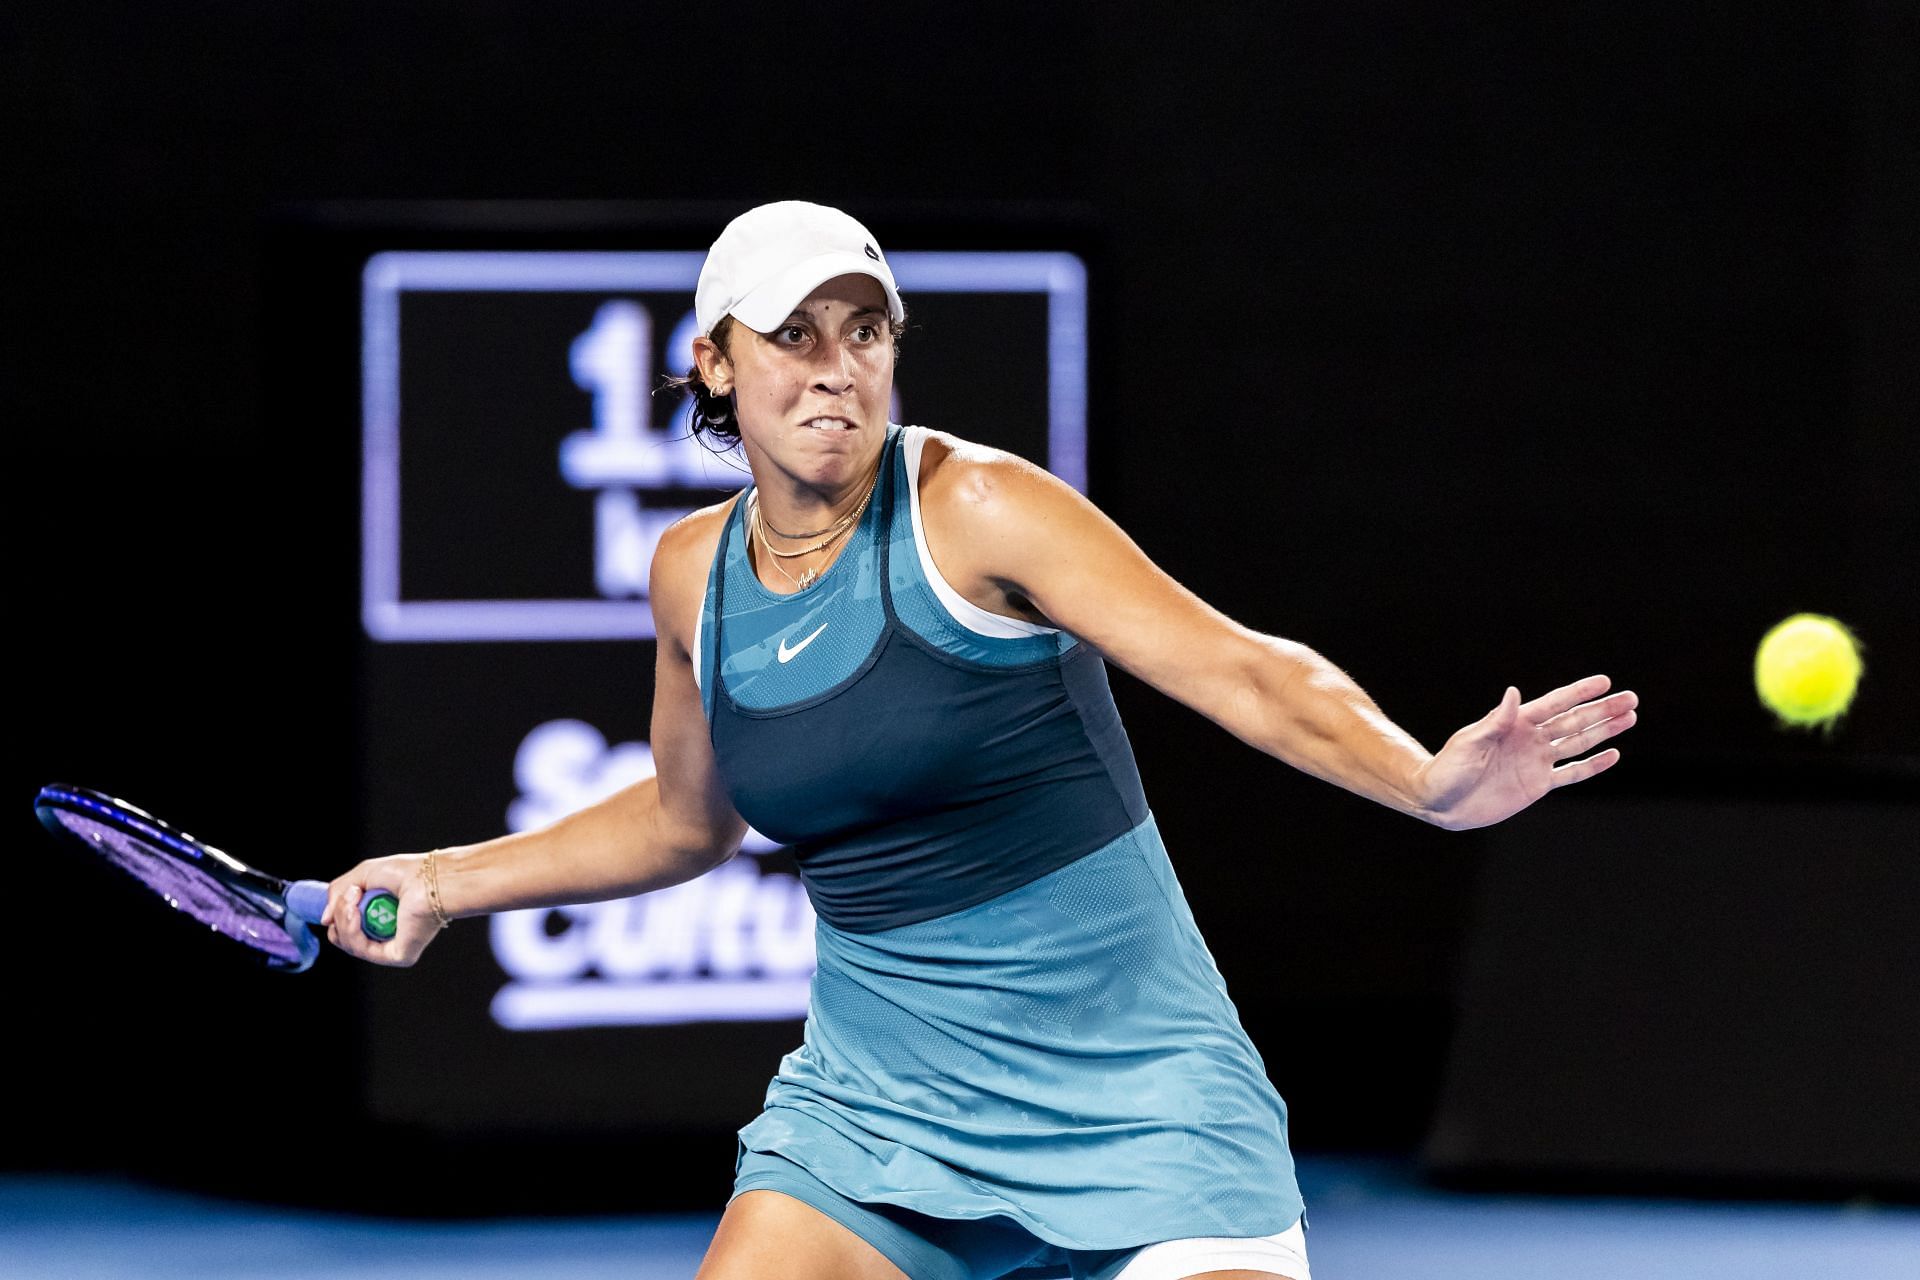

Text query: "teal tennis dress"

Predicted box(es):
[694, 424, 1304, 1277]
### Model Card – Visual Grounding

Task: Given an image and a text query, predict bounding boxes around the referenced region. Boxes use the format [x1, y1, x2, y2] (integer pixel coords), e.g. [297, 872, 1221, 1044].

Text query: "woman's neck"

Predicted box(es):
[748, 436, 886, 537]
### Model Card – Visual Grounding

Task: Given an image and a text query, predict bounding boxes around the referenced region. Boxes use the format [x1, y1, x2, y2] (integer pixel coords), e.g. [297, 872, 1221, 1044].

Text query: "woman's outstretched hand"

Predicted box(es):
[1414, 675, 1638, 831]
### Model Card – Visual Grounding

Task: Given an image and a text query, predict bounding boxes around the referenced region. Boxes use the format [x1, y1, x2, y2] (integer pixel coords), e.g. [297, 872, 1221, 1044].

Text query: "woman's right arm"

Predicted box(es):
[321, 502, 749, 965]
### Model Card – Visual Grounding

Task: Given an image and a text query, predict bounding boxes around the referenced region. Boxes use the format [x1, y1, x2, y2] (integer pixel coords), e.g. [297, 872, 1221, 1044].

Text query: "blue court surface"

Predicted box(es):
[3, 1156, 1913, 1278]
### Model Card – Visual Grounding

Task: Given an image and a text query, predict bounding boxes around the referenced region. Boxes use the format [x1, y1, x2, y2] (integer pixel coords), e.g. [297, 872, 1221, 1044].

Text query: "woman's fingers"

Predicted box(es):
[1551, 746, 1623, 788]
[1523, 674, 1612, 725]
[325, 882, 363, 955]
[1543, 689, 1639, 743]
[1550, 704, 1638, 757]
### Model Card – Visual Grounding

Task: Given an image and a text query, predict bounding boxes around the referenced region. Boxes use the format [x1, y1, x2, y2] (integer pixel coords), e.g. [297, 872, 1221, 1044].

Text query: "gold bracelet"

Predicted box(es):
[423, 849, 453, 931]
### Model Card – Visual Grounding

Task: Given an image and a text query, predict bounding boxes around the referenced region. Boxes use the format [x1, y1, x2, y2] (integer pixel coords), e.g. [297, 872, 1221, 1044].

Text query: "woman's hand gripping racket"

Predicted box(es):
[34, 783, 412, 972]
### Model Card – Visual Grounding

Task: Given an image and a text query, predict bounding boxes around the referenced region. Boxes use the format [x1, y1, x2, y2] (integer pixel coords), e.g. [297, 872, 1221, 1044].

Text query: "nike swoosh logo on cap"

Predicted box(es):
[777, 622, 830, 663]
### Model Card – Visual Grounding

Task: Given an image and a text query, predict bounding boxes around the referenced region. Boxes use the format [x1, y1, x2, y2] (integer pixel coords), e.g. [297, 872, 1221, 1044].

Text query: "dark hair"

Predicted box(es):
[658, 308, 909, 451]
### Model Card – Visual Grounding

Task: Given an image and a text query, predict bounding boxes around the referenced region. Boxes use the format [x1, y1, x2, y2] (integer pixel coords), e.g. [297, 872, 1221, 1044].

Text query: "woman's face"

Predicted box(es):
[696, 273, 894, 492]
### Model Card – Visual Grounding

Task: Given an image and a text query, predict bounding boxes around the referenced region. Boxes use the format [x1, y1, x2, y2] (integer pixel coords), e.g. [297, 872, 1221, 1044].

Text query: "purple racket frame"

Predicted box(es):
[33, 783, 393, 972]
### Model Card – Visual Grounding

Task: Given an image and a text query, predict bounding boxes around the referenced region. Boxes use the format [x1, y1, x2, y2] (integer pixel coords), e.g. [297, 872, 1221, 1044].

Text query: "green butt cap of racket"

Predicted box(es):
[360, 890, 400, 941]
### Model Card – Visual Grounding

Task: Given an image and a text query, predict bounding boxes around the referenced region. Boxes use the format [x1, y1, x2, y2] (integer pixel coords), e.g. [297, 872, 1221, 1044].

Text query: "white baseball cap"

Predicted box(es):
[694, 200, 905, 337]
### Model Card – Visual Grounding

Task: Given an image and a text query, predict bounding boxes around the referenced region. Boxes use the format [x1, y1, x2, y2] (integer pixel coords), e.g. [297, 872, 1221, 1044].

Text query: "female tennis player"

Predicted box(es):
[321, 200, 1638, 1280]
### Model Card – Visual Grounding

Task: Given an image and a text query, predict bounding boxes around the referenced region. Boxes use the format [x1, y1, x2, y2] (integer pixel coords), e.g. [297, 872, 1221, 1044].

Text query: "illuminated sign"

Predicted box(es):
[488, 721, 814, 1028]
[362, 251, 1087, 643]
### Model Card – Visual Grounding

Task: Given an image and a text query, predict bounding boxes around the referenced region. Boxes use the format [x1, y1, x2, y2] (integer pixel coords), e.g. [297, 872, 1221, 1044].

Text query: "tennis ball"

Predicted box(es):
[1754, 613, 1864, 732]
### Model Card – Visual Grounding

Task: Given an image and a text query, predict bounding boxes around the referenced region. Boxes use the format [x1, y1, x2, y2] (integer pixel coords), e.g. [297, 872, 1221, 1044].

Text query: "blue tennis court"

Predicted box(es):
[4, 1156, 1913, 1279]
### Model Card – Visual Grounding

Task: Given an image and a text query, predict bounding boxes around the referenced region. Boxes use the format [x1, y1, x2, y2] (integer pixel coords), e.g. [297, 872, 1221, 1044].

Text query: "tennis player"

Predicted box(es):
[323, 200, 1638, 1280]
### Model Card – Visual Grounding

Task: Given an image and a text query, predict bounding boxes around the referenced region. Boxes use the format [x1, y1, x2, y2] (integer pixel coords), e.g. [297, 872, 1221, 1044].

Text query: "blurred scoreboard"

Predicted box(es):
[357, 246, 1088, 1136]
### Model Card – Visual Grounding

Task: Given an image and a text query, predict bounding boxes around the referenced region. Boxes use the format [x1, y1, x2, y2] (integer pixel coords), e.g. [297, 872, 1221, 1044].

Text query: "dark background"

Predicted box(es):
[9, 1, 1915, 1215]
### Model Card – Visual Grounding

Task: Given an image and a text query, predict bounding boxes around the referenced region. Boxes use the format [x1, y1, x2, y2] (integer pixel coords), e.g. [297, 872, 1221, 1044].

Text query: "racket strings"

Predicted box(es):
[52, 813, 308, 965]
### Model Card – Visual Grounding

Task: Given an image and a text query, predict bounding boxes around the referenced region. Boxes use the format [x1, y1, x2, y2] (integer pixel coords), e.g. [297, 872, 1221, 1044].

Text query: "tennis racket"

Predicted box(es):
[34, 783, 398, 973]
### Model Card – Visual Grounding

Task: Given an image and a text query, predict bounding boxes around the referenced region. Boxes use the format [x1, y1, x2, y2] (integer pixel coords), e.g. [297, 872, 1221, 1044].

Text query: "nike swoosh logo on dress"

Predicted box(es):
[777, 622, 830, 663]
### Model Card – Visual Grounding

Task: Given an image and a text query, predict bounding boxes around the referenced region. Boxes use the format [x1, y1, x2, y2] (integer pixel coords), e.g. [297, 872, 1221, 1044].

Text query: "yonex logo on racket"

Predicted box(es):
[364, 895, 398, 937]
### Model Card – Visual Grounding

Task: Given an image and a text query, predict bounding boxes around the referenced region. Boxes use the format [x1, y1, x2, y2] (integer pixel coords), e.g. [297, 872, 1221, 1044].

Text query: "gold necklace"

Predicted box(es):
[754, 449, 885, 547]
[758, 504, 859, 541]
[754, 511, 843, 591]
[752, 496, 860, 558]
[751, 485, 872, 590]
[747, 450, 885, 587]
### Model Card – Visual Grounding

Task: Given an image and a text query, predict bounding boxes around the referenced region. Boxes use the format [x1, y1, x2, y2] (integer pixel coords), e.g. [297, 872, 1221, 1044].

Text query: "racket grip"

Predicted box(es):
[286, 879, 400, 942]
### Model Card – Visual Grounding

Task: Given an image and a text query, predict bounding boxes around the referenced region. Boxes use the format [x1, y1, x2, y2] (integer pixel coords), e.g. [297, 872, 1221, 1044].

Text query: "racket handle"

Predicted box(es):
[286, 879, 401, 942]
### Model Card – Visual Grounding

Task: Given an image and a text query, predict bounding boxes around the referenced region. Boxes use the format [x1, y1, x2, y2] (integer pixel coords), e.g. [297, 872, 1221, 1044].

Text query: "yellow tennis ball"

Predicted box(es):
[1754, 613, 1864, 731]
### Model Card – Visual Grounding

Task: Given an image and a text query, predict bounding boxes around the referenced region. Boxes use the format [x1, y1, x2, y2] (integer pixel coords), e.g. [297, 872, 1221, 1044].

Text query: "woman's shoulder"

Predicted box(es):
[649, 491, 745, 657]
[904, 426, 1070, 631]
[907, 426, 1055, 515]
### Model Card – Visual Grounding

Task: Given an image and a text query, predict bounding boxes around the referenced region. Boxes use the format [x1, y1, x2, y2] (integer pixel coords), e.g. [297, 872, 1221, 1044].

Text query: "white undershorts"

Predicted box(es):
[1110, 1217, 1311, 1280]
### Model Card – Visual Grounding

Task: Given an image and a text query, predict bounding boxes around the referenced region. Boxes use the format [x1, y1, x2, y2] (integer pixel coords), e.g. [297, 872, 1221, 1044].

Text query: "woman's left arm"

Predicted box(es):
[931, 446, 1638, 832]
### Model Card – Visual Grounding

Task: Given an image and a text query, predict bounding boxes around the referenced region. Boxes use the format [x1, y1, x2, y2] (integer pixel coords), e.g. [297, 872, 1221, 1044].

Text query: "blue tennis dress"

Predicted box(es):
[694, 423, 1305, 1260]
